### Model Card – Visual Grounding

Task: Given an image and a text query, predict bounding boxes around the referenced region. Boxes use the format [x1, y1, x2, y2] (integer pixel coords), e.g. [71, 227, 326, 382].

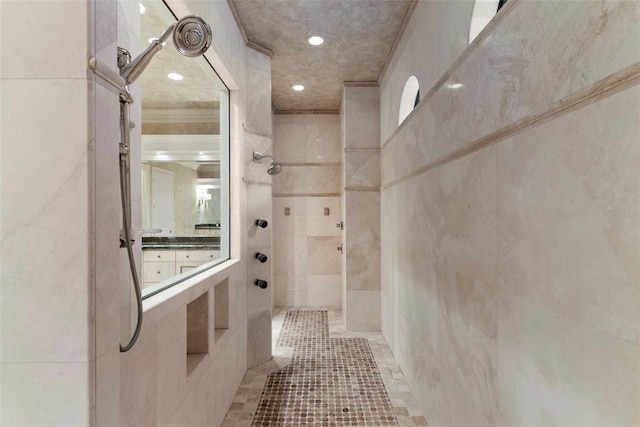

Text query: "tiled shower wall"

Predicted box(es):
[341, 86, 381, 331]
[273, 115, 342, 308]
[380, 0, 640, 425]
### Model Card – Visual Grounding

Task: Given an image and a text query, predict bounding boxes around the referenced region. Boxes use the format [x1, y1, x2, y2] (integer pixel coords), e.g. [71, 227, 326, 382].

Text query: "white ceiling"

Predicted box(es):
[229, 0, 415, 112]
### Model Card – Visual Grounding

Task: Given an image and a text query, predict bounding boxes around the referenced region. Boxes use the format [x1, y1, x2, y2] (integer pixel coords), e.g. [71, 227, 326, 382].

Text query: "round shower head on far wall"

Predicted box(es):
[253, 151, 284, 175]
[267, 161, 283, 175]
[173, 15, 212, 57]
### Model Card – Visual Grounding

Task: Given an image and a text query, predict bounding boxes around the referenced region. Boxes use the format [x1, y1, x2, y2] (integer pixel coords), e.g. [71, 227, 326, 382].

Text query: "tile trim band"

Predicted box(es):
[274, 193, 341, 198]
[381, 61, 640, 190]
[380, 0, 520, 150]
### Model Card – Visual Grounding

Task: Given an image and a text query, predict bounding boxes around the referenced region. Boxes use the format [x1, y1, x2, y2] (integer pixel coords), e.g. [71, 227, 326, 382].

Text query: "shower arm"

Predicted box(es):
[253, 152, 273, 162]
[119, 25, 176, 85]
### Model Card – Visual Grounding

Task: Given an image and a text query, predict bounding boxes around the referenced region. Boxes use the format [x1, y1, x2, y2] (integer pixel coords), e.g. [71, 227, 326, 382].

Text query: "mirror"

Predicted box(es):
[139, 0, 230, 296]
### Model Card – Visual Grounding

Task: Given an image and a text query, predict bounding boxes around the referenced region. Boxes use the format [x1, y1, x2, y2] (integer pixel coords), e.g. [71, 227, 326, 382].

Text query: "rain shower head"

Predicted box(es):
[253, 151, 284, 175]
[119, 15, 212, 85]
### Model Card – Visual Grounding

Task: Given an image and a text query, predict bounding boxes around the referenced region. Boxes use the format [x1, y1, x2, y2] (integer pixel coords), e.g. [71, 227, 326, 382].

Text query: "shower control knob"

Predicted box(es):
[255, 279, 268, 289]
[255, 219, 269, 228]
[255, 252, 268, 263]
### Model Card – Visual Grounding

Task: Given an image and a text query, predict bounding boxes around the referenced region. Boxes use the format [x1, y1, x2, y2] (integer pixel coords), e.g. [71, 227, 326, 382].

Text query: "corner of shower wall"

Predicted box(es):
[341, 84, 381, 332]
[244, 46, 274, 369]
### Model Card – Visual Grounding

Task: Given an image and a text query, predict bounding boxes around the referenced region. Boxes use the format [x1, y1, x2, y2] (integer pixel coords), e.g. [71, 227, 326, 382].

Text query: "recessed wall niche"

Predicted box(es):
[186, 291, 209, 376]
[214, 279, 229, 343]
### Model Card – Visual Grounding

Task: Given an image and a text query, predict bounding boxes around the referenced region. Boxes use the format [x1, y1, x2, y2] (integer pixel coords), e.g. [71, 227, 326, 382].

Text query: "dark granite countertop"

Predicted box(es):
[142, 236, 220, 250]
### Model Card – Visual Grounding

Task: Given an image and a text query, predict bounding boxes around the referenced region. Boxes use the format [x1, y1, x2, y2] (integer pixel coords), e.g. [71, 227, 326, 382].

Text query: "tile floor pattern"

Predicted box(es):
[221, 308, 428, 427]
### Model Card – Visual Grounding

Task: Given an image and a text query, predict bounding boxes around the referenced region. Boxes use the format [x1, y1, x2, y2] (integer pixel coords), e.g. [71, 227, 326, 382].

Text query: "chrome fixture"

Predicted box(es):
[252, 151, 283, 175]
[119, 15, 211, 85]
[89, 14, 213, 353]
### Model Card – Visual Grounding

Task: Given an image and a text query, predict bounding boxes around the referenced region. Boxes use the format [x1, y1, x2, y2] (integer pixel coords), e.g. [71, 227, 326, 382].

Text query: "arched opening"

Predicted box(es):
[398, 75, 420, 125]
[468, 0, 504, 44]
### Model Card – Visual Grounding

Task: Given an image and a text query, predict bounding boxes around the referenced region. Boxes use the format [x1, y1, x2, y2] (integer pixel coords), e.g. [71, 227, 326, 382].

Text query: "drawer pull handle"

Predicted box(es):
[157, 255, 161, 258]
[157, 271, 161, 274]
[186, 255, 189, 258]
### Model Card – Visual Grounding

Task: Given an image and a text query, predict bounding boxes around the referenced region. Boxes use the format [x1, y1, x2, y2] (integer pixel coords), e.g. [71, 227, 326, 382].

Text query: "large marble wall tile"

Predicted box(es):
[96, 347, 120, 427]
[343, 86, 380, 149]
[437, 265, 498, 423]
[245, 48, 272, 134]
[345, 240, 381, 291]
[497, 86, 640, 344]
[408, 145, 497, 283]
[274, 236, 307, 276]
[498, 292, 640, 426]
[275, 274, 308, 307]
[392, 314, 443, 426]
[1, 79, 91, 363]
[345, 151, 381, 188]
[165, 366, 213, 427]
[1, 362, 92, 425]
[439, 371, 492, 427]
[247, 309, 272, 368]
[345, 191, 380, 243]
[274, 114, 341, 163]
[345, 290, 381, 331]
[272, 165, 341, 195]
[307, 236, 342, 275]
[307, 275, 341, 307]
[0, 0, 88, 79]
[156, 306, 188, 422]
[119, 319, 158, 426]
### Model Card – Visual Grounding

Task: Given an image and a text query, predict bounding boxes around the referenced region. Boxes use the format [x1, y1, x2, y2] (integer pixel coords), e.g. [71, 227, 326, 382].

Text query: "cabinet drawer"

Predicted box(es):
[175, 261, 202, 274]
[175, 250, 220, 262]
[143, 261, 176, 282]
[143, 250, 176, 262]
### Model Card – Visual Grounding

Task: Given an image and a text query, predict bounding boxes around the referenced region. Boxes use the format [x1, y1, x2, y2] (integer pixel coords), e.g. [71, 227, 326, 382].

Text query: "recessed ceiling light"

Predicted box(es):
[448, 83, 463, 89]
[308, 36, 324, 46]
[168, 73, 183, 81]
[139, 3, 145, 14]
[292, 84, 305, 91]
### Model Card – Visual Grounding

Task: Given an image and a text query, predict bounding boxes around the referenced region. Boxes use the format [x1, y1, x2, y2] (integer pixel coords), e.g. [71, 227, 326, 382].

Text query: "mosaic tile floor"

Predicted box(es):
[221, 308, 428, 427]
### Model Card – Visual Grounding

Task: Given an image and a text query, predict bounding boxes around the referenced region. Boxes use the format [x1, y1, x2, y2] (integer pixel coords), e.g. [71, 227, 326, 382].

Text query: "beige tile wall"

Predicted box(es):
[380, 0, 640, 425]
[273, 114, 342, 308]
[342, 86, 381, 331]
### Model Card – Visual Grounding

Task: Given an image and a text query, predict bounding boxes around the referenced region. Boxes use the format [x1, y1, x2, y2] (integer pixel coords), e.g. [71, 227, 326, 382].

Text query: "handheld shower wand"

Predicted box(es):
[115, 15, 212, 353]
[120, 15, 212, 85]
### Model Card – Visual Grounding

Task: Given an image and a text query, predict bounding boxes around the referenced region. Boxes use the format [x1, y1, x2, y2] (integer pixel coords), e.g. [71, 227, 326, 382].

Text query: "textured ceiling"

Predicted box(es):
[230, 0, 414, 112]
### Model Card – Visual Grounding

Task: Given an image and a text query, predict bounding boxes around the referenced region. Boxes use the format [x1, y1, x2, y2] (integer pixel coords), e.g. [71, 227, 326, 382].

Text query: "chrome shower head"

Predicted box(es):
[119, 15, 212, 85]
[267, 161, 283, 175]
[253, 151, 284, 175]
[173, 16, 212, 57]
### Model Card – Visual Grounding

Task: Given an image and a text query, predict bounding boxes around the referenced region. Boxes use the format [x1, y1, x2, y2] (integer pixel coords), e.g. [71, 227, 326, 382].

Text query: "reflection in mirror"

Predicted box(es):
[139, 0, 229, 298]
